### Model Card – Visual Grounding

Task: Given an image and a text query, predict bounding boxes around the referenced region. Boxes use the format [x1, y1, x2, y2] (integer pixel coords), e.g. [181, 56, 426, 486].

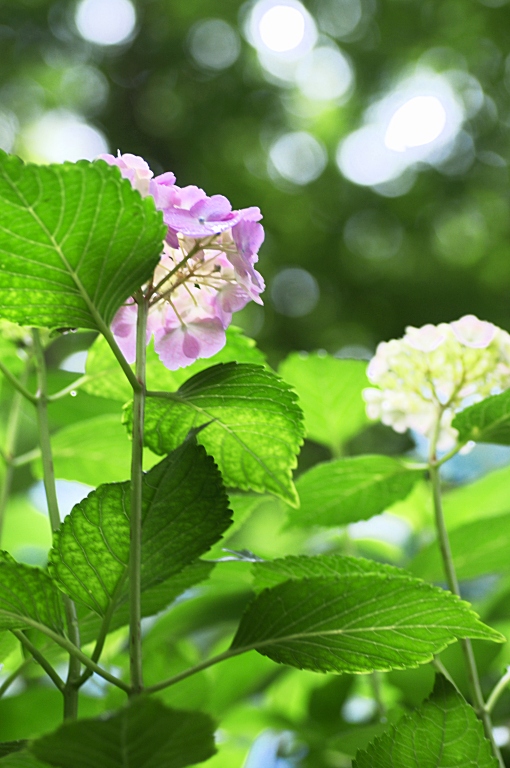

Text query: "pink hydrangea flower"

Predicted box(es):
[98, 152, 265, 371]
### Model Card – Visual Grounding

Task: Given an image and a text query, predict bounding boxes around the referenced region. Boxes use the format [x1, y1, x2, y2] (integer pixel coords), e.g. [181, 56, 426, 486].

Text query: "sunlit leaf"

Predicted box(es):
[0, 153, 165, 330]
[232, 558, 503, 674]
[288, 455, 422, 527]
[443, 464, 510, 528]
[49, 440, 230, 615]
[251, 553, 414, 593]
[278, 353, 369, 453]
[31, 698, 216, 768]
[353, 675, 498, 767]
[84, 326, 267, 402]
[411, 512, 510, 581]
[453, 389, 510, 445]
[127, 363, 304, 505]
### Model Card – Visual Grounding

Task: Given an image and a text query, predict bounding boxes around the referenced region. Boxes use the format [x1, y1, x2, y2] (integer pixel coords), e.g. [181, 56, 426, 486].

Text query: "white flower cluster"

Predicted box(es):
[363, 315, 510, 449]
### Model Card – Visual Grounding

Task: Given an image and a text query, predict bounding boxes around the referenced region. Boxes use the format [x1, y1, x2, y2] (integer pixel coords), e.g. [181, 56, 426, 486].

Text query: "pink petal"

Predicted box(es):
[450, 315, 497, 348]
[232, 220, 264, 260]
[154, 319, 226, 370]
[190, 195, 233, 221]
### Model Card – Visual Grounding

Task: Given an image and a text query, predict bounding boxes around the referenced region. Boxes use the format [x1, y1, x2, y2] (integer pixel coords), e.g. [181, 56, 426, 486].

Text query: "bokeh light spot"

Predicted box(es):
[296, 46, 354, 101]
[188, 19, 241, 71]
[269, 131, 327, 184]
[385, 96, 447, 151]
[23, 111, 108, 163]
[259, 5, 305, 52]
[271, 267, 320, 316]
[75, 0, 136, 46]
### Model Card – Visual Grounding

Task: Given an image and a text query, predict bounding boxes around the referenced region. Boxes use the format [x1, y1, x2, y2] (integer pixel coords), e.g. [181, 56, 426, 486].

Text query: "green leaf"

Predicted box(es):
[0, 555, 64, 634]
[30, 698, 216, 768]
[84, 326, 267, 402]
[127, 363, 304, 505]
[353, 675, 498, 767]
[278, 353, 369, 452]
[48, 440, 231, 615]
[410, 512, 510, 581]
[231, 559, 503, 674]
[251, 553, 415, 593]
[453, 389, 510, 445]
[32, 414, 148, 487]
[0, 153, 165, 330]
[288, 455, 423, 528]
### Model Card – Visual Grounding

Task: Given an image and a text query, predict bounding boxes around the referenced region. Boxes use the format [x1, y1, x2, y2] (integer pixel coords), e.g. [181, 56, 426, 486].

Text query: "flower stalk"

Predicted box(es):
[128, 292, 148, 695]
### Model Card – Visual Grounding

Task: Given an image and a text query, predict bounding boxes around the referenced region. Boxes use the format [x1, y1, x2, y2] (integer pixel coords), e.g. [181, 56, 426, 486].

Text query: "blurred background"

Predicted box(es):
[4, 0, 510, 365]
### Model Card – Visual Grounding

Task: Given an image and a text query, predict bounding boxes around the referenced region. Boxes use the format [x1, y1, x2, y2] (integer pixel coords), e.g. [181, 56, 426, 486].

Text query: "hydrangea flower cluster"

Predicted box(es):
[98, 152, 265, 370]
[363, 315, 510, 449]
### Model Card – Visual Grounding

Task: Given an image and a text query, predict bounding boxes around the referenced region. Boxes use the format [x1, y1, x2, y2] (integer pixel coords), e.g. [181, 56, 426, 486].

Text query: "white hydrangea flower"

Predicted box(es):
[363, 315, 510, 449]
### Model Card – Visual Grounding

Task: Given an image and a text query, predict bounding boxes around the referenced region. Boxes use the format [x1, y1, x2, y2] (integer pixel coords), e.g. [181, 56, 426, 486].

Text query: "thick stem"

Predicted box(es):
[0, 363, 30, 545]
[128, 295, 148, 695]
[32, 330, 82, 720]
[428, 422, 504, 766]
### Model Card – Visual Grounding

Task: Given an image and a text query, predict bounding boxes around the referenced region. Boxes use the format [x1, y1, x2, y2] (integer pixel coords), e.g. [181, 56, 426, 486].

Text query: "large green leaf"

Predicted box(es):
[0, 153, 165, 330]
[453, 389, 510, 445]
[288, 455, 422, 528]
[251, 554, 415, 593]
[231, 559, 503, 674]
[278, 353, 369, 453]
[0, 555, 64, 634]
[48, 441, 231, 615]
[84, 326, 267, 402]
[353, 675, 498, 767]
[410, 512, 510, 581]
[30, 698, 216, 768]
[126, 363, 304, 505]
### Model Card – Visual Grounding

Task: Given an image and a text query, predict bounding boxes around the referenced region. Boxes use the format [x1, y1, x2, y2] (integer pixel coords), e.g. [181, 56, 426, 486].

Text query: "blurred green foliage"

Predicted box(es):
[3, 0, 510, 364]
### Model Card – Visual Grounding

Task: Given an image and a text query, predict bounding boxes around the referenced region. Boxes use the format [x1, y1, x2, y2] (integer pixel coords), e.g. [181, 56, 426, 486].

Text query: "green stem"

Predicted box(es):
[370, 671, 386, 722]
[0, 360, 36, 404]
[145, 648, 242, 694]
[431, 657, 460, 693]
[13, 630, 65, 692]
[32, 329, 82, 719]
[98, 318, 141, 393]
[7, 615, 129, 692]
[129, 294, 148, 695]
[0, 362, 30, 545]
[77, 573, 128, 687]
[0, 656, 32, 698]
[486, 666, 510, 714]
[47, 374, 92, 402]
[428, 416, 503, 767]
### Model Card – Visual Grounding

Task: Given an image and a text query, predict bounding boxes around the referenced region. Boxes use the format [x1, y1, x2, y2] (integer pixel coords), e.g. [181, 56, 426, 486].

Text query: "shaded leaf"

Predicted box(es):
[232, 562, 503, 674]
[453, 389, 510, 446]
[0, 744, 27, 759]
[84, 326, 267, 402]
[278, 353, 369, 452]
[353, 675, 498, 767]
[48, 441, 231, 615]
[31, 698, 216, 768]
[0, 555, 64, 634]
[127, 363, 304, 505]
[0, 153, 165, 329]
[288, 455, 422, 528]
[411, 512, 510, 581]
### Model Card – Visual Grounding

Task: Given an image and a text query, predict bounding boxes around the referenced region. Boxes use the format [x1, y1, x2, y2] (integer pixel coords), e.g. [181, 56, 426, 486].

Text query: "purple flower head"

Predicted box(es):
[102, 151, 265, 371]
